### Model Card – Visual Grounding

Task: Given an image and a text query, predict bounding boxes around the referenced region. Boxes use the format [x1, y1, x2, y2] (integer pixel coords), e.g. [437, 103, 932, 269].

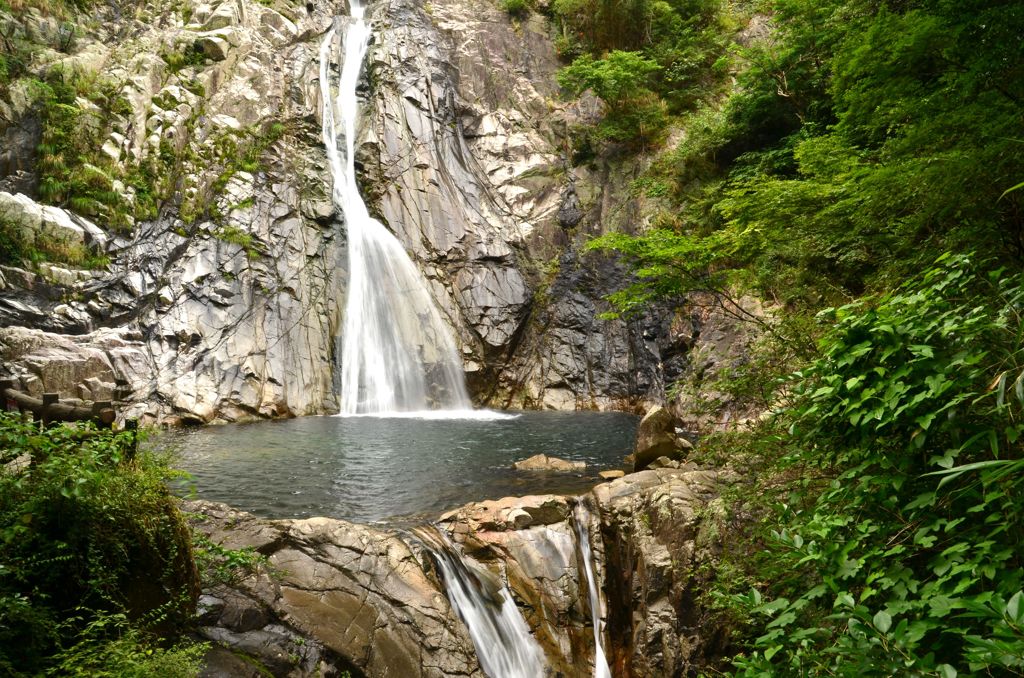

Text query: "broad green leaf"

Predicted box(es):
[873, 610, 892, 633]
[1007, 591, 1023, 623]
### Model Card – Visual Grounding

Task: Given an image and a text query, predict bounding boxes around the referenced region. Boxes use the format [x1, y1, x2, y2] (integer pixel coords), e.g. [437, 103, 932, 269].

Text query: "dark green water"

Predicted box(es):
[166, 411, 638, 523]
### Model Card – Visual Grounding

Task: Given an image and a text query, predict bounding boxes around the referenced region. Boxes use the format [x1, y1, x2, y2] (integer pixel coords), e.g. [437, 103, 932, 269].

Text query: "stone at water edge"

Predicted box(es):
[647, 456, 682, 469]
[512, 453, 586, 472]
[632, 405, 693, 471]
[599, 469, 626, 480]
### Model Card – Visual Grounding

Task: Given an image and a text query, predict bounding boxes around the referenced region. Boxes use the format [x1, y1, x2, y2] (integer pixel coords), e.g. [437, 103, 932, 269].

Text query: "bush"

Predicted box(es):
[48, 613, 206, 678]
[558, 51, 668, 146]
[502, 0, 529, 18]
[0, 414, 200, 675]
[729, 255, 1024, 675]
[33, 68, 139, 232]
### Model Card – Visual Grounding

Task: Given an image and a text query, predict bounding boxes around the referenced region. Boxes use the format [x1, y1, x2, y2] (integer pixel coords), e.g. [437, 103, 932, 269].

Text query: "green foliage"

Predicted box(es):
[0, 214, 105, 269]
[48, 613, 206, 678]
[551, 0, 736, 152]
[213, 224, 259, 258]
[502, 0, 529, 19]
[721, 256, 1024, 675]
[601, 0, 1024, 305]
[192, 533, 269, 586]
[161, 42, 206, 74]
[33, 67, 140, 232]
[586, 1, 1024, 673]
[559, 51, 667, 145]
[0, 414, 199, 675]
[182, 119, 287, 226]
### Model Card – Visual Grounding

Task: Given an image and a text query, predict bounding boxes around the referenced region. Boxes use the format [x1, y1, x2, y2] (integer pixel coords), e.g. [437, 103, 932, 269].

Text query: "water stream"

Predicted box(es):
[305, 7, 622, 675]
[413, 526, 546, 677]
[573, 502, 612, 678]
[319, 3, 471, 415]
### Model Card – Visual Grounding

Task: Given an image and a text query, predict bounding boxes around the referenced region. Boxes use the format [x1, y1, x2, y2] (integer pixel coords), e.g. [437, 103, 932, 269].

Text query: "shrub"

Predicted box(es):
[502, 0, 529, 19]
[0, 214, 102, 269]
[731, 255, 1024, 675]
[33, 68, 140, 232]
[0, 414, 200, 675]
[558, 51, 668, 146]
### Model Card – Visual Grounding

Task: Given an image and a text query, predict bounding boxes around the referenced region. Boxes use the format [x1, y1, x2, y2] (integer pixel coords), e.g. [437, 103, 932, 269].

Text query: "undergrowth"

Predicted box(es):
[0, 414, 202, 675]
[694, 255, 1024, 675]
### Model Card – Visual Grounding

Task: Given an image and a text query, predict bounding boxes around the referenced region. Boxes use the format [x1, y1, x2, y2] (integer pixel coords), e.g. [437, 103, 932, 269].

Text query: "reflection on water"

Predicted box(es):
[164, 411, 638, 523]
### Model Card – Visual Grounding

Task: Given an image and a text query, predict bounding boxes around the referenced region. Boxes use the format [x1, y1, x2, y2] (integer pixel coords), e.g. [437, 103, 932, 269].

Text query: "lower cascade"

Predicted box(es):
[319, 2, 471, 415]
[573, 502, 612, 678]
[414, 526, 546, 678]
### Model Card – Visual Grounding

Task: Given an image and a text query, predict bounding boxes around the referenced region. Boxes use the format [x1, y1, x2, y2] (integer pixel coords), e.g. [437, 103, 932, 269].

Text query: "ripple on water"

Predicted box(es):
[164, 410, 638, 523]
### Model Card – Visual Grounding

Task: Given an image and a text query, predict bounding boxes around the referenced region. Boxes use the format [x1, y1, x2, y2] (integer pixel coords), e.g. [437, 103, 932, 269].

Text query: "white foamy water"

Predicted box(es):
[415, 526, 546, 678]
[319, 3, 471, 415]
[337, 409, 520, 421]
[573, 503, 612, 678]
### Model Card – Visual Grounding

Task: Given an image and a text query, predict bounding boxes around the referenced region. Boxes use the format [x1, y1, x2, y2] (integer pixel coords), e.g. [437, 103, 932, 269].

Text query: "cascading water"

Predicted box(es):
[413, 526, 546, 678]
[572, 503, 612, 678]
[319, 4, 472, 415]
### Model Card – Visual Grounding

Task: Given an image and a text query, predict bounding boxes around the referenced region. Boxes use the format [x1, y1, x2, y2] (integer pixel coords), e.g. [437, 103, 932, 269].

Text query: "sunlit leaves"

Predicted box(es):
[734, 256, 1024, 675]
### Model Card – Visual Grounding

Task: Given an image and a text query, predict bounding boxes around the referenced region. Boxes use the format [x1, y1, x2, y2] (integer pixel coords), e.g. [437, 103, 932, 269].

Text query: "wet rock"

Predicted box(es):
[557, 183, 583, 229]
[594, 467, 734, 676]
[187, 500, 482, 678]
[188, 461, 732, 678]
[512, 453, 585, 472]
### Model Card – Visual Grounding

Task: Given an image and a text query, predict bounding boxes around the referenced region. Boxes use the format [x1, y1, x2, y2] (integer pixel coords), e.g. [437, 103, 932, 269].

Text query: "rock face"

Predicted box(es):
[0, 0, 756, 421]
[189, 467, 731, 677]
[594, 467, 731, 676]
[360, 0, 687, 411]
[189, 501, 483, 678]
[0, 0, 343, 424]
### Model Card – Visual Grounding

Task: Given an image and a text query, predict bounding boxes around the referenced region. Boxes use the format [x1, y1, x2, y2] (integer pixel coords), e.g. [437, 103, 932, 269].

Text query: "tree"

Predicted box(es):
[558, 51, 667, 144]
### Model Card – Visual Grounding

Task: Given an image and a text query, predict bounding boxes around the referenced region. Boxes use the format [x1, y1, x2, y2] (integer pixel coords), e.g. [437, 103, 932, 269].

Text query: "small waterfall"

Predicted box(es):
[572, 503, 612, 678]
[319, 3, 472, 415]
[414, 526, 546, 678]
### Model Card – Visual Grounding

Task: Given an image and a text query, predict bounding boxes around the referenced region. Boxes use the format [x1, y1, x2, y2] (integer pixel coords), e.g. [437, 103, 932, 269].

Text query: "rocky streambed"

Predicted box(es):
[189, 464, 733, 677]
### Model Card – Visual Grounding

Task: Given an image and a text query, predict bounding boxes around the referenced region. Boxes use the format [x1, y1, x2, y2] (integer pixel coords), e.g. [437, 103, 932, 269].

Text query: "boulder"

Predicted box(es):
[512, 453, 585, 472]
[632, 405, 691, 471]
[195, 34, 230, 61]
[599, 469, 626, 480]
[187, 501, 482, 678]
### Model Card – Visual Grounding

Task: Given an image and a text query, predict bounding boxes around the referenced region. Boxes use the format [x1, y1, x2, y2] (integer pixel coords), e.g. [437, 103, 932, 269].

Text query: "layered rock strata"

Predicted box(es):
[1, 0, 344, 423]
[0, 0, 732, 422]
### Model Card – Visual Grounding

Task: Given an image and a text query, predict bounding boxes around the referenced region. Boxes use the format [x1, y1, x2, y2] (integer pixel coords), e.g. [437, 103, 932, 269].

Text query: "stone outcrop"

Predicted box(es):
[0, 0, 762, 422]
[361, 0, 689, 412]
[0, 0, 343, 424]
[632, 405, 692, 471]
[189, 466, 731, 677]
[595, 467, 732, 676]
[512, 453, 586, 472]
[188, 500, 483, 678]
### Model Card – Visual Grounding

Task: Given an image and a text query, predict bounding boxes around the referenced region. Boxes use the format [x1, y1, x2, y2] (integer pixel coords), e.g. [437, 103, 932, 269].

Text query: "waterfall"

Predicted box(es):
[572, 503, 612, 678]
[319, 3, 472, 415]
[413, 526, 546, 678]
